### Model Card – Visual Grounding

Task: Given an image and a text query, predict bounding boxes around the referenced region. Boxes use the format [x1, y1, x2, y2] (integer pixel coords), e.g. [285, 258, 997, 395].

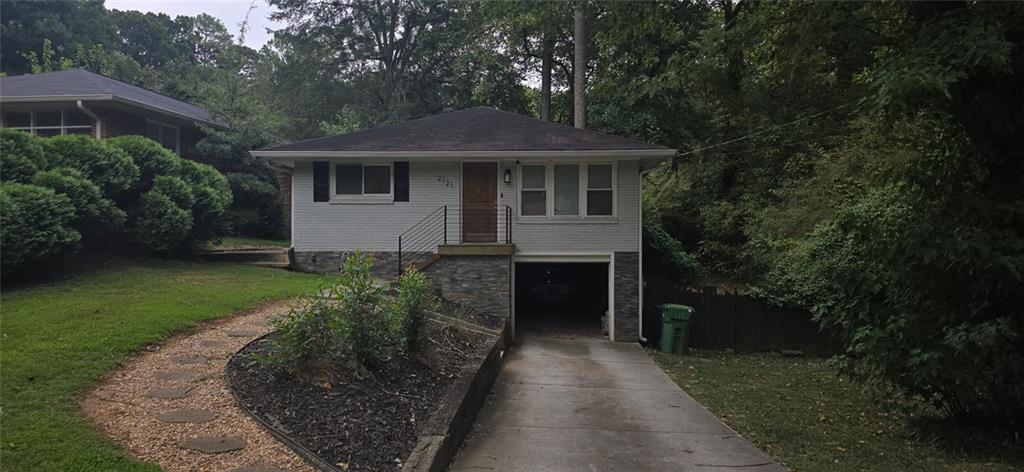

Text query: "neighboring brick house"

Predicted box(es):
[0, 68, 226, 154]
[252, 107, 676, 342]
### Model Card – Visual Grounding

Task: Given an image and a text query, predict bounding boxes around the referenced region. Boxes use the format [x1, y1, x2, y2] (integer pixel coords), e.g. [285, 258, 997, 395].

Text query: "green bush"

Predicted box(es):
[41, 135, 139, 197]
[0, 129, 43, 183]
[393, 268, 437, 352]
[262, 253, 393, 372]
[178, 159, 232, 244]
[643, 219, 701, 287]
[32, 168, 126, 239]
[105, 135, 180, 190]
[0, 183, 80, 275]
[131, 190, 193, 252]
[151, 175, 195, 209]
[225, 172, 285, 238]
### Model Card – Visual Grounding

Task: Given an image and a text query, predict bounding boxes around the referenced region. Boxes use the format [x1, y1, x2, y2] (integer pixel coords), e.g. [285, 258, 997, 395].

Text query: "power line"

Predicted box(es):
[676, 102, 856, 158]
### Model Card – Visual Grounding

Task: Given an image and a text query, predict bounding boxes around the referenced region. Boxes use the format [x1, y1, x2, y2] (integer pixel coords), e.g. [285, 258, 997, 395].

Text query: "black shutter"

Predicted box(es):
[394, 161, 409, 202]
[313, 161, 329, 202]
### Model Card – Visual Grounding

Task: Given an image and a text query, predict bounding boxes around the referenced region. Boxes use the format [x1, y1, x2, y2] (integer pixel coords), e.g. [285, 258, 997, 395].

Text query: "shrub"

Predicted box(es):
[0, 129, 43, 183]
[178, 159, 232, 243]
[151, 175, 195, 209]
[643, 219, 701, 287]
[393, 268, 437, 352]
[105, 135, 180, 190]
[225, 172, 285, 238]
[41, 135, 139, 197]
[131, 190, 193, 252]
[261, 253, 392, 372]
[0, 183, 80, 275]
[32, 168, 126, 239]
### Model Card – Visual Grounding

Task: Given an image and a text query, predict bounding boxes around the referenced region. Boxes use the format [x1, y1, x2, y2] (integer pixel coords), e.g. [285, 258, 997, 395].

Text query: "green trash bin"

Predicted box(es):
[660, 304, 694, 354]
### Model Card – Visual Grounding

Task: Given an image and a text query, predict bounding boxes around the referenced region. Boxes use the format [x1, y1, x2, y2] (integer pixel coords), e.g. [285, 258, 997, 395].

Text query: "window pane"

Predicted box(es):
[588, 164, 613, 189]
[3, 111, 30, 127]
[364, 165, 391, 194]
[65, 109, 91, 126]
[145, 122, 161, 141]
[554, 164, 579, 216]
[587, 190, 613, 216]
[36, 110, 60, 127]
[521, 191, 546, 216]
[160, 125, 177, 150]
[65, 127, 92, 136]
[336, 164, 362, 195]
[522, 165, 545, 189]
[36, 128, 61, 137]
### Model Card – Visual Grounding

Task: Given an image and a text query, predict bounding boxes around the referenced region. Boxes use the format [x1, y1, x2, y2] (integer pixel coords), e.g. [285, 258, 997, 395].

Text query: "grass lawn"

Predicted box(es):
[0, 257, 327, 471]
[651, 351, 1023, 472]
[208, 236, 290, 250]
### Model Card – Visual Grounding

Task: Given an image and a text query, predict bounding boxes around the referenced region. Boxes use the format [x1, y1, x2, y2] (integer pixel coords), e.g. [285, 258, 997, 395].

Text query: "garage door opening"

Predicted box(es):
[515, 262, 609, 337]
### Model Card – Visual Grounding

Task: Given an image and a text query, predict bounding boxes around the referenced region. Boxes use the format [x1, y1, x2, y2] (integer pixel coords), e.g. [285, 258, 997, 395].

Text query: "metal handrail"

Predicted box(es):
[398, 204, 515, 276]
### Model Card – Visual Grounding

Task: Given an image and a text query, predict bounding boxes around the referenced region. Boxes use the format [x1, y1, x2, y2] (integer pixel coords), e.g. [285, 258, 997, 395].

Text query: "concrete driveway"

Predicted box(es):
[449, 333, 784, 472]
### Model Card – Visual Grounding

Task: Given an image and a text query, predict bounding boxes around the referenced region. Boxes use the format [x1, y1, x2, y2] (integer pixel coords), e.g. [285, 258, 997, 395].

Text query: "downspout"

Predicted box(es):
[76, 100, 101, 139]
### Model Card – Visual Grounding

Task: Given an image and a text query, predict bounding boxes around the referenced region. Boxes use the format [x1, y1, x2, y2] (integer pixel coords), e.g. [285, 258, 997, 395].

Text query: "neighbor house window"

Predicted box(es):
[1, 109, 93, 137]
[334, 163, 392, 197]
[144, 120, 180, 154]
[519, 162, 615, 218]
[520, 165, 547, 216]
[586, 164, 614, 216]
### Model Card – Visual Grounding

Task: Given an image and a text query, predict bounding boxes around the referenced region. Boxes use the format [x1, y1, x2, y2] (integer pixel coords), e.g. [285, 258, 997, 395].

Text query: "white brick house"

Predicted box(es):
[252, 107, 675, 342]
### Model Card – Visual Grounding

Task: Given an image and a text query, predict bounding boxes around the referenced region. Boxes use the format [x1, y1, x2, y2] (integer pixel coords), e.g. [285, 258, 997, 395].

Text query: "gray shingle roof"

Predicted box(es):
[262, 107, 669, 153]
[0, 69, 223, 127]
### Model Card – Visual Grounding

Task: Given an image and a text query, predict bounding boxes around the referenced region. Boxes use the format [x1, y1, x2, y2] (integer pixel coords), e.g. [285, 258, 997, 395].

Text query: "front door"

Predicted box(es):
[462, 162, 498, 243]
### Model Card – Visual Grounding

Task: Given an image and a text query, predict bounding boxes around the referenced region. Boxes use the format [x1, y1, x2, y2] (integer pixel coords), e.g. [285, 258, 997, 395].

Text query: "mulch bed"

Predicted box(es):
[226, 321, 491, 471]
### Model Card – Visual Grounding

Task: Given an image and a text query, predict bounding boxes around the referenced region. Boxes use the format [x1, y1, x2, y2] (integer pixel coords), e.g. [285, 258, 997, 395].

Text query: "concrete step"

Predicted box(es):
[198, 249, 289, 264]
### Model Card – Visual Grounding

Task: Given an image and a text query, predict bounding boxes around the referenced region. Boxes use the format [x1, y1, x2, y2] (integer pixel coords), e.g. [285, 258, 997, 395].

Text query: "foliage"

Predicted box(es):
[0, 183, 80, 275]
[0, 129, 43, 183]
[652, 351, 1024, 471]
[333, 253, 391, 367]
[150, 175, 195, 210]
[642, 219, 700, 288]
[104, 135, 180, 191]
[31, 168, 126, 239]
[393, 269, 437, 353]
[130, 190, 193, 252]
[176, 159, 232, 245]
[0, 257, 326, 471]
[225, 172, 285, 239]
[40, 135, 139, 198]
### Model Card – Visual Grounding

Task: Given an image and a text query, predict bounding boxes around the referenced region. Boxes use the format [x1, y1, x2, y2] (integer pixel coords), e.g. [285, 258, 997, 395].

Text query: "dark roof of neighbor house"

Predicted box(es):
[0, 69, 223, 127]
[261, 107, 670, 153]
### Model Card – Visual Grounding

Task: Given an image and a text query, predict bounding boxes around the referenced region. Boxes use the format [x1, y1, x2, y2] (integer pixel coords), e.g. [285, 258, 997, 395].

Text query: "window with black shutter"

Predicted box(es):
[313, 161, 329, 202]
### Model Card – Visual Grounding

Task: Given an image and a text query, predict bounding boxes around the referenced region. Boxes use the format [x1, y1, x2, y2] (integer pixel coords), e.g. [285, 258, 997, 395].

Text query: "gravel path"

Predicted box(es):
[81, 299, 313, 472]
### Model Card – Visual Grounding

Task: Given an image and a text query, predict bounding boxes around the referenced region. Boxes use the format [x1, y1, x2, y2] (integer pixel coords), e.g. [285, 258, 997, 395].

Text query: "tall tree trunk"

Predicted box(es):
[540, 34, 553, 122]
[573, 0, 586, 129]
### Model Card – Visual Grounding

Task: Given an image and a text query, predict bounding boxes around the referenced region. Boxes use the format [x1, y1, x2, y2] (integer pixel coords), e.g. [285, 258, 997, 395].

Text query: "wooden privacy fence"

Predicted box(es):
[644, 277, 841, 357]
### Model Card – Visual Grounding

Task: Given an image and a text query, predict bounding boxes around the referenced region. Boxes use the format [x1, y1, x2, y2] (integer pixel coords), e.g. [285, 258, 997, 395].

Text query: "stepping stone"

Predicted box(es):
[199, 339, 229, 348]
[180, 435, 246, 454]
[224, 329, 256, 337]
[144, 385, 194, 399]
[156, 408, 216, 423]
[230, 466, 288, 472]
[170, 355, 208, 365]
[153, 368, 202, 381]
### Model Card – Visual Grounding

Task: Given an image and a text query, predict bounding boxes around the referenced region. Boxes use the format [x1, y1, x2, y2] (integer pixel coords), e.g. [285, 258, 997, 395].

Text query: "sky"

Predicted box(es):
[104, 0, 285, 50]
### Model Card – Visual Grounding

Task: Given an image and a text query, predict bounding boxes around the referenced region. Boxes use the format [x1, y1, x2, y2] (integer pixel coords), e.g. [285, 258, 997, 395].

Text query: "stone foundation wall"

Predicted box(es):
[291, 251, 402, 279]
[613, 252, 640, 342]
[423, 255, 511, 318]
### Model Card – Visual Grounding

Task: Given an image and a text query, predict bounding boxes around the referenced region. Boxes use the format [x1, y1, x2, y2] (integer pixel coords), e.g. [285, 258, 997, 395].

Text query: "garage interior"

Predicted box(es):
[514, 262, 609, 337]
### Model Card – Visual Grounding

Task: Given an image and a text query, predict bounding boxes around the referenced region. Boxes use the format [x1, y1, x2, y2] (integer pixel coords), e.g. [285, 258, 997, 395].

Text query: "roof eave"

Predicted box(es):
[251, 149, 677, 161]
[0, 94, 228, 130]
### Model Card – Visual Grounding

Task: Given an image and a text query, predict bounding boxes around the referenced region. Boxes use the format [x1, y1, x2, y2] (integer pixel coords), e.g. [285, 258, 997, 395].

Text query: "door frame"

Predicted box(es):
[511, 253, 615, 341]
[460, 160, 500, 243]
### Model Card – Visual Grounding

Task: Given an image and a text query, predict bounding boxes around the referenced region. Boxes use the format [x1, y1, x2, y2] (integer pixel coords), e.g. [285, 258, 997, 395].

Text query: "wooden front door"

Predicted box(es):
[462, 162, 498, 243]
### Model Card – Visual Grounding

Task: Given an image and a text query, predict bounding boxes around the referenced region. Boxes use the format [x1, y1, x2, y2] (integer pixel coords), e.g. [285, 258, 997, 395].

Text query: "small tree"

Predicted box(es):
[393, 268, 437, 353]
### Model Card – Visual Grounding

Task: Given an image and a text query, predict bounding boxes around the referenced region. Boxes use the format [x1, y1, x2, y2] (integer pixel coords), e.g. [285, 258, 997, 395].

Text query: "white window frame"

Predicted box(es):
[329, 161, 394, 203]
[2, 109, 93, 137]
[518, 161, 617, 219]
[145, 119, 181, 155]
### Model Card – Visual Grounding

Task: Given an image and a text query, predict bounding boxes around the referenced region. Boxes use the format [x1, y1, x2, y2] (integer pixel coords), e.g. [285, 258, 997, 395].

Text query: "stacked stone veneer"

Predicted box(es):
[422, 255, 511, 318]
[613, 252, 640, 342]
[291, 251, 402, 279]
